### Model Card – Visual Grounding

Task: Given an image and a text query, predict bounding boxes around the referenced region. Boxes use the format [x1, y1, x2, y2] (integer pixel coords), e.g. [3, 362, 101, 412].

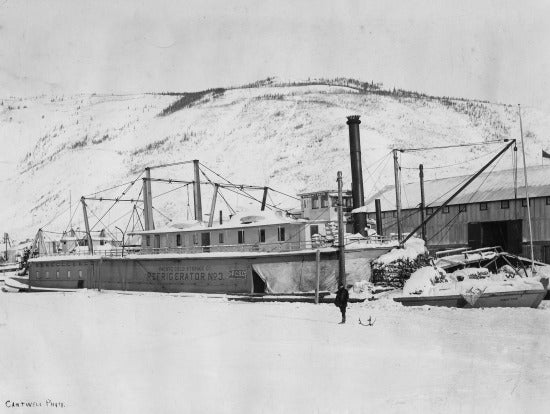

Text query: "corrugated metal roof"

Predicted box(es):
[362, 165, 550, 212]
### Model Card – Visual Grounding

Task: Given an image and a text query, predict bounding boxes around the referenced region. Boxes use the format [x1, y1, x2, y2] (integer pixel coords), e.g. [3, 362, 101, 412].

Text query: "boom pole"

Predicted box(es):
[401, 140, 516, 245]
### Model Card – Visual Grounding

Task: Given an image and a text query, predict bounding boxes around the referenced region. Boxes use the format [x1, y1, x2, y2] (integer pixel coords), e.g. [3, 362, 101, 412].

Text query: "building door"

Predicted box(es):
[201, 232, 211, 253]
[543, 246, 550, 264]
[468, 223, 481, 250]
[505, 220, 522, 254]
[468, 220, 522, 253]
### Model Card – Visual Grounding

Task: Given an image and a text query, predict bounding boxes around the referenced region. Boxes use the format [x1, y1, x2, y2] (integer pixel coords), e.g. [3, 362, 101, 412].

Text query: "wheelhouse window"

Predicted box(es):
[312, 196, 319, 209]
[479, 202, 488, 211]
[176, 234, 182, 246]
[238, 230, 245, 244]
[278, 227, 286, 242]
[320, 195, 329, 208]
[501, 200, 509, 209]
[259, 229, 266, 243]
[301, 198, 308, 209]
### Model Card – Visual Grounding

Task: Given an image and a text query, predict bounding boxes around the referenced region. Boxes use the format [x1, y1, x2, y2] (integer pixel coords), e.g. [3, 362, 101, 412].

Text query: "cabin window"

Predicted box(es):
[146, 236, 151, 247]
[238, 230, 245, 244]
[46, 271, 49, 278]
[193, 234, 198, 245]
[56, 271, 59, 279]
[331, 197, 338, 207]
[321, 195, 329, 208]
[546, 197, 550, 205]
[312, 196, 319, 209]
[392, 211, 397, 218]
[310, 225, 319, 237]
[259, 229, 266, 243]
[479, 202, 488, 211]
[100, 239, 105, 246]
[426, 207, 434, 215]
[36, 271, 39, 279]
[79, 270, 83, 278]
[176, 234, 182, 247]
[301, 198, 308, 209]
[219, 233, 224, 244]
[501, 200, 509, 209]
[442, 206, 450, 214]
[67, 270, 71, 278]
[458, 204, 467, 212]
[278, 227, 286, 242]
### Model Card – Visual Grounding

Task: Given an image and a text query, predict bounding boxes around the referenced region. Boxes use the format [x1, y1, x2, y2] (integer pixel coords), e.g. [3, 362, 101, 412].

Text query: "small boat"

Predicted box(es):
[393, 264, 549, 308]
[393, 287, 547, 308]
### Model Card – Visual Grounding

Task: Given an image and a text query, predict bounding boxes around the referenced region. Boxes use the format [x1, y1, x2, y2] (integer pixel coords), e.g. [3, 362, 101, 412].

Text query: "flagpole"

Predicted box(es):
[519, 104, 535, 274]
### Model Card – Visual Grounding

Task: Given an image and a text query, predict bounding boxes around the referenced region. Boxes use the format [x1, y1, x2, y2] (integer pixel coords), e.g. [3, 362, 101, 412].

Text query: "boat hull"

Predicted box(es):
[394, 289, 547, 308]
[21, 247, 390, 294]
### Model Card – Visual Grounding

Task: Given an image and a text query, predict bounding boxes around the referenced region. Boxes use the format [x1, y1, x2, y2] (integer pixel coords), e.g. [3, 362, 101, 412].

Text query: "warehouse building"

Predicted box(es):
[361, 165, 550, 263]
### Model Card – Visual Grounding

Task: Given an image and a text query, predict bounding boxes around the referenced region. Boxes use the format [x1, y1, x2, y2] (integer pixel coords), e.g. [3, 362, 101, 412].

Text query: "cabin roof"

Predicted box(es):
[297, 189, 352, 197]
[356, 165, 550, 212]
[130, 211, 307, 235]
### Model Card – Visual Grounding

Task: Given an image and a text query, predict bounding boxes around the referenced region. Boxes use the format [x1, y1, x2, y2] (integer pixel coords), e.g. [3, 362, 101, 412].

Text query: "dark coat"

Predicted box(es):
[334, 286, 349, 308]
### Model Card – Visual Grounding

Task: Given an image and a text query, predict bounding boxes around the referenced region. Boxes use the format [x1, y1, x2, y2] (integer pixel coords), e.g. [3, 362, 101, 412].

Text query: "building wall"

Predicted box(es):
[367, 196, 550, 261]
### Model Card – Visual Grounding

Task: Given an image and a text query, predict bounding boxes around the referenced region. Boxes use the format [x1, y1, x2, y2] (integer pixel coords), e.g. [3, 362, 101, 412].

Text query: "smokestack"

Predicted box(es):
[347, 115, 367, 235]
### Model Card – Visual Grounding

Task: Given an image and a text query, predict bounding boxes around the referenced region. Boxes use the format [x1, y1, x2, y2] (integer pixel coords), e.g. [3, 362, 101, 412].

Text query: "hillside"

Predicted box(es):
[2, 78, 550, 239]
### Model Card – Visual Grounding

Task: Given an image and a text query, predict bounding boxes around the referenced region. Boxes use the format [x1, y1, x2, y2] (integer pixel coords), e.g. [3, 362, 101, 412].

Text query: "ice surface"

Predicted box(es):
[1, 289, 549, 413]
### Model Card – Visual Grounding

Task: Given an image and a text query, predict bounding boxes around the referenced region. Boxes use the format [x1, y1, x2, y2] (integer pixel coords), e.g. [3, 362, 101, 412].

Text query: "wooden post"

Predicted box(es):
[419, 164, 427, 243]
[98, 257, 102, 292]
[81, 197, 94, 255]
[315, 249, 320, 304]
[375, 199, 383, 236]
[337, 171, 346, 287]
[393, 149, 403, 244]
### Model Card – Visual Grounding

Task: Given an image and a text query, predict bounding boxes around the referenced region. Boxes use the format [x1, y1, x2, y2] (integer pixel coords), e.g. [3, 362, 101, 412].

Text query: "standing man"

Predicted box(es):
[334, 283, 349, 324]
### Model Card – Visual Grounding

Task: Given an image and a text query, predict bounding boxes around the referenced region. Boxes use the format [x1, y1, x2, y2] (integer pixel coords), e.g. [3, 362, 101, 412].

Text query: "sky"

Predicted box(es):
[1, 0, 549, 107]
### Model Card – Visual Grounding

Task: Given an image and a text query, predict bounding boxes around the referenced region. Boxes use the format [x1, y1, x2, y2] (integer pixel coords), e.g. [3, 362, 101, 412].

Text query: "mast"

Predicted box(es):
[208, 184, 219, 228]
[419, 164, 426, 243]
[81, 197, 94, 255]
[393, 149, 403, 243]
[519, 105, 535, 273]
[261, 187, 269, 211]
[337, 171, 346, 287]
[142, 167, 154, 230]
[193, 159, 203, 221]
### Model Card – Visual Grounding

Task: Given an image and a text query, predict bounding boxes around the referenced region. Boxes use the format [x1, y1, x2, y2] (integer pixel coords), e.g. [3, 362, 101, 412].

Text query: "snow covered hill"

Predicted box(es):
[2, 78, 550, 239]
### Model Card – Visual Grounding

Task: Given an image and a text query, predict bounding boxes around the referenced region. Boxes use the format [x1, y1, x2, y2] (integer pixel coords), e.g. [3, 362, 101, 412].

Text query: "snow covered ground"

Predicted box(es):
[1, 290, 549, 413]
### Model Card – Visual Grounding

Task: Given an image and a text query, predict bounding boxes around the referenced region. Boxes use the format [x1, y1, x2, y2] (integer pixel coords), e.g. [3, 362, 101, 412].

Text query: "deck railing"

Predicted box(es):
[34, 234, 400, 258]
